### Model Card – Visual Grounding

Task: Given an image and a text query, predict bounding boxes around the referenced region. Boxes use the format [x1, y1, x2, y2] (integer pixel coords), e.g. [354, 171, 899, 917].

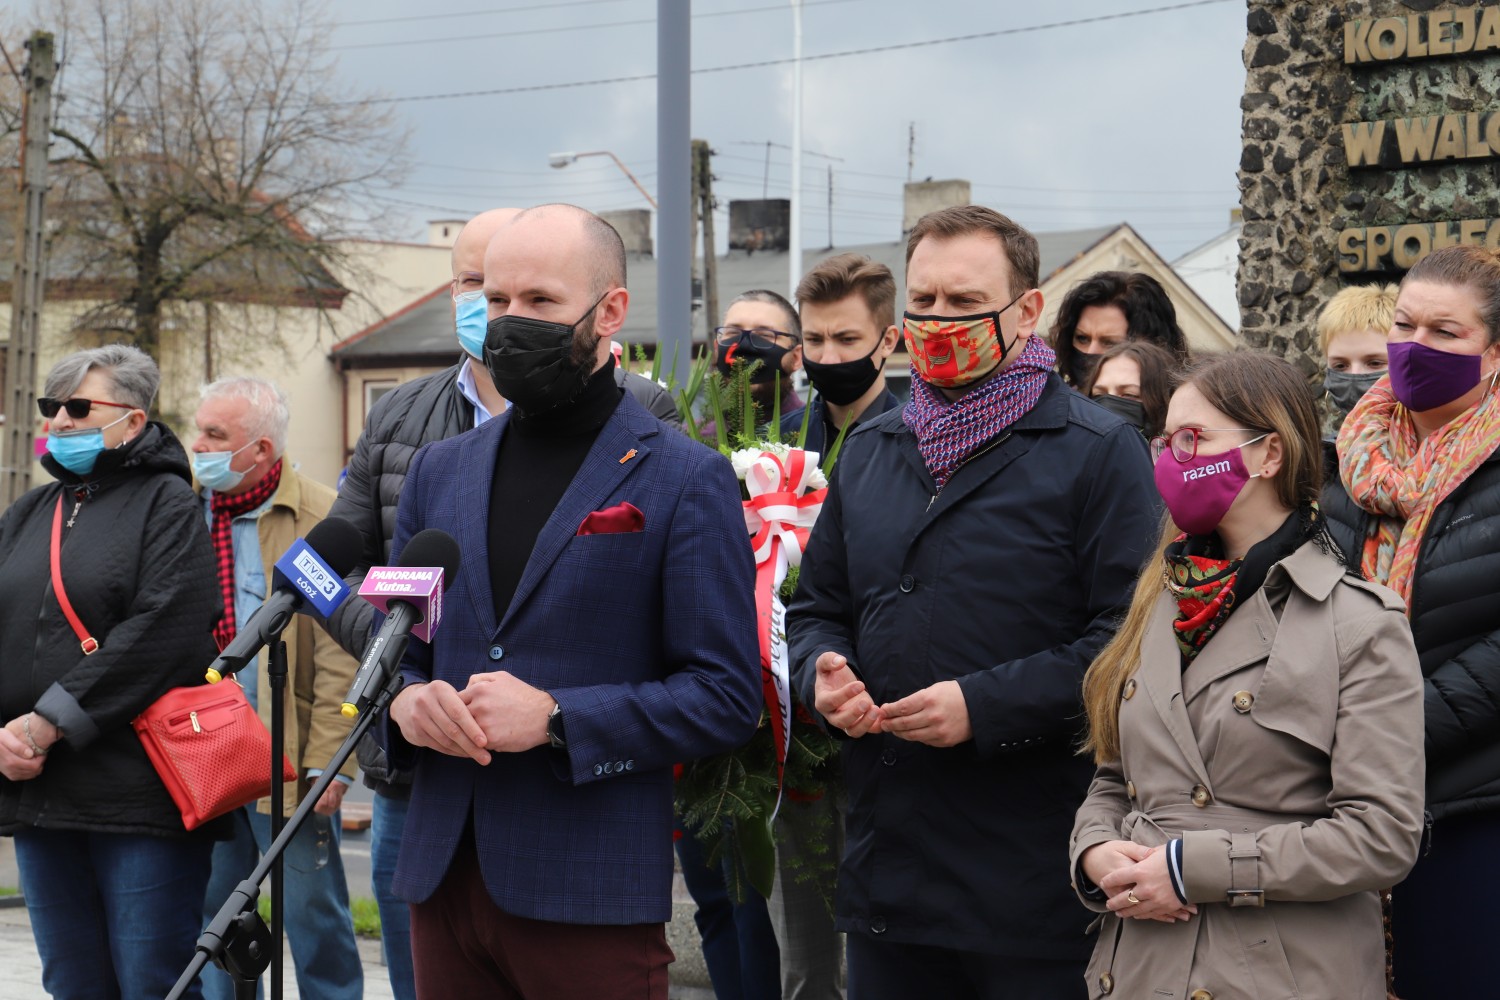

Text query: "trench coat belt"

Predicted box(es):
[1119, 804, 1323, 907]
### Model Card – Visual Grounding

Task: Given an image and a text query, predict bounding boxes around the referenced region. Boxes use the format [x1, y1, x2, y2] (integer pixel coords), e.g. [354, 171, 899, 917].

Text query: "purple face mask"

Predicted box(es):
[1153, 435, 1266, 536]
[1387, 340, 1483, 412]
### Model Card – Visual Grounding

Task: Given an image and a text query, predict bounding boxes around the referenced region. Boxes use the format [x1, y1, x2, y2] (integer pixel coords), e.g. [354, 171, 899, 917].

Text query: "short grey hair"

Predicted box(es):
[44, 344, 160, 412]
[200, 376, 290, 456]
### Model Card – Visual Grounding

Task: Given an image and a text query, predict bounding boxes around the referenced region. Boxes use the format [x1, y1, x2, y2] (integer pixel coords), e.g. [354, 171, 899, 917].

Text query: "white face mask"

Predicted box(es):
[193, 439, 257, 492]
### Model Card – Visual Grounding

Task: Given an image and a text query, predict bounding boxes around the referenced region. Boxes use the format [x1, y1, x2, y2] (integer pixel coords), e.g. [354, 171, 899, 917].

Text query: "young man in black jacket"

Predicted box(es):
[787, 206, 1160, 999]
[324, 207, 679, 1000]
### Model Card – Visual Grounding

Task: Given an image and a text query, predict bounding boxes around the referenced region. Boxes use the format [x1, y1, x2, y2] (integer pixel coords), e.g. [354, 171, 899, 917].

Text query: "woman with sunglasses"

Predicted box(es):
[1325, 245, 1500, 995]
[1069, 351, 1424, 1000]
[0, 345, 223, 1000]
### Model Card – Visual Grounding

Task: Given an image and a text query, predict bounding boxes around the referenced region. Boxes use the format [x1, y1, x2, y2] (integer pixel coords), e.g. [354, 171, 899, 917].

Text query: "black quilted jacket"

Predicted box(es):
[0, 423, 222, 837]
[1323, 439, 1500, 821]
[325, 358, 680, 787]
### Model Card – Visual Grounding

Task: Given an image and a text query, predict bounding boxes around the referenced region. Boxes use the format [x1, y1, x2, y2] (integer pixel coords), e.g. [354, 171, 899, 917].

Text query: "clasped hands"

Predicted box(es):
[812, 651, 972, 747]
[1080, 840, 1197, 923]
[390, 672, 556, 764]
[0, 713, 59, 782]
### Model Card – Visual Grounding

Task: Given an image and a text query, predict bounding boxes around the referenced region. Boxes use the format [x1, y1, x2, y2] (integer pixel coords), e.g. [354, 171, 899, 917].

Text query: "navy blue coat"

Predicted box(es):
[779, 387, 902, 461]
[787, 373, 1160, 959]
[381, 393, 761, 924]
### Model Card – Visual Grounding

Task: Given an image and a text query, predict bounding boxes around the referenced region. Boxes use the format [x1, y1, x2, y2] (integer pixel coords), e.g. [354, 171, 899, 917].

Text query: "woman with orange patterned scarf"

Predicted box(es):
[1324, 244, 1500, 997]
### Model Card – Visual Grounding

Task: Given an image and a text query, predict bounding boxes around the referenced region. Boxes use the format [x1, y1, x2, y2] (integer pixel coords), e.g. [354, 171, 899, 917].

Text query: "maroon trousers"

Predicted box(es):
[409, 831, 674, 1000]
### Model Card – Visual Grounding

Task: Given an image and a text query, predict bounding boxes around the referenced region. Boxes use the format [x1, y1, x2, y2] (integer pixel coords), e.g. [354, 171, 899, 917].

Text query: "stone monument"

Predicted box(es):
[1237, 0, 1500, 374]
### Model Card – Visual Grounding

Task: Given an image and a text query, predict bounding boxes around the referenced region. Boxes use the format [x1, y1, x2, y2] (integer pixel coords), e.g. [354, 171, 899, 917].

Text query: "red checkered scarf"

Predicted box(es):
[903, 334, 1055, 490]
[209, 460, 282, 651]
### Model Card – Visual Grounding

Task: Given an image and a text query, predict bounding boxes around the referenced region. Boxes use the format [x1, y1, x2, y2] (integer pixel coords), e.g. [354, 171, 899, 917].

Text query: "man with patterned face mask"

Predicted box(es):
[787, 205, 1161, 999]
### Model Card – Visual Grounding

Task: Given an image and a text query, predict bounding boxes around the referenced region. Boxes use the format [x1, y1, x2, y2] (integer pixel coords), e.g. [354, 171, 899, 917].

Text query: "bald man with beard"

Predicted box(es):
[324, 207, 679, 1000]
[379, 204, 760, 999]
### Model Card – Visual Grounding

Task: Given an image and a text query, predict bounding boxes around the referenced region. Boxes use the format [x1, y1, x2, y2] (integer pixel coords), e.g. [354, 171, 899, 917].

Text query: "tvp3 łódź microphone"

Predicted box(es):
[205, 517, 364, 683]
[341, 529, 462, 718]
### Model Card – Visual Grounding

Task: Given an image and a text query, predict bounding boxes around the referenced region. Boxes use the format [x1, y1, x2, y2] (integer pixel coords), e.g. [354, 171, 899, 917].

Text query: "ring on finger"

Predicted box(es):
[1126, 891, 1141, 905]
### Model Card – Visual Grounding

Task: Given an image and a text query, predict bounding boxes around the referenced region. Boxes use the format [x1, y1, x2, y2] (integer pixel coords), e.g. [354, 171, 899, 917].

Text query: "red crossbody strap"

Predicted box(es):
[50, 495, 99, 655]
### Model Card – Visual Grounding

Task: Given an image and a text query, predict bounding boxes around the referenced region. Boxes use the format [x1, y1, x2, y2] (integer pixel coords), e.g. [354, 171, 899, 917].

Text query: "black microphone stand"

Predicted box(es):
[167, 657, 406, 1000]
[267, 637, 287, 1000]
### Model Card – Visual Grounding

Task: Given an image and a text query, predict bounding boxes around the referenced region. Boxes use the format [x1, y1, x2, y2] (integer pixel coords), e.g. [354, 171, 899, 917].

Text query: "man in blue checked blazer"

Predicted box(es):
[381, 204, 761, 1000]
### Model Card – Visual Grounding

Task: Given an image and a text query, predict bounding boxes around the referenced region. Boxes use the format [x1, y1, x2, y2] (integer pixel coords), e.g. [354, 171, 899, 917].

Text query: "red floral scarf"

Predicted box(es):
[1163, 539, 1241, 662]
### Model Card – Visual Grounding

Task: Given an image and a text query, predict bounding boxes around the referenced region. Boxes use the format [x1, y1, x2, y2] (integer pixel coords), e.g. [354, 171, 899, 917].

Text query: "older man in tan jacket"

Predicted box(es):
[191, 375, 363, 1000]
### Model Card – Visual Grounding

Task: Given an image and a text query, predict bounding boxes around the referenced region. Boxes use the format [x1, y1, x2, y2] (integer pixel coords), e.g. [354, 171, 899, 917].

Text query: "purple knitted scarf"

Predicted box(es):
[903, 334, 1056, 490]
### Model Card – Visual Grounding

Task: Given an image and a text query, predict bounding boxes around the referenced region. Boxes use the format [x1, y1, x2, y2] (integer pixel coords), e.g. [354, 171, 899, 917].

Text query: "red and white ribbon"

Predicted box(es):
[741, 449, 826, 817]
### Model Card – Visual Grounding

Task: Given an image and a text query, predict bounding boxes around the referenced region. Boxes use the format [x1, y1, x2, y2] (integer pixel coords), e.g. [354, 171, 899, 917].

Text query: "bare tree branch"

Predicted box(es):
[1, 0, 411, 360]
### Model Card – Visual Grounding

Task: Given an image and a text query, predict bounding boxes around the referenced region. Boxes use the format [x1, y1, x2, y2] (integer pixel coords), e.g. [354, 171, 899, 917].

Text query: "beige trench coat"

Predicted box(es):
[1070, 541, 1425, 1000]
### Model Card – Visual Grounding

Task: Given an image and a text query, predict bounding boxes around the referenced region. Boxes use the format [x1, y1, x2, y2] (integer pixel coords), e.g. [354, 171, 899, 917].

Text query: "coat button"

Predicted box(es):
[603, 762, 613, 774]
[870, 916, 887, 934]
[1098, 972, 1114, 994]
[1126, 780, 1136, 799]
[1189, 991, 1213, 1000]
[593, 764, 603, 776]
[488, 645, 504, 661]
[1191, 784, 1211, 808]
[1232, 690, 1253, 713]
[615, 761, 626, 773]
[899, 575, 915, 593]
[881, 748, 897, 766]
[1122, 679, 1137, 701]
[624, 760, 635, 771]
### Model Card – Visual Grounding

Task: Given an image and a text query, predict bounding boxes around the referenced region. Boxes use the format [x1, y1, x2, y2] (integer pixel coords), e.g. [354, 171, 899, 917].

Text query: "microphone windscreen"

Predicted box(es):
[399, 529, 461, 587]
[302, 517, 365, 578]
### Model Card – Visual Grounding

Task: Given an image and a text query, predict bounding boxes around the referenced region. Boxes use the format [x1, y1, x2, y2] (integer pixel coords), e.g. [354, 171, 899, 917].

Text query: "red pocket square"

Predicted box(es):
[577, 501, 646, 536]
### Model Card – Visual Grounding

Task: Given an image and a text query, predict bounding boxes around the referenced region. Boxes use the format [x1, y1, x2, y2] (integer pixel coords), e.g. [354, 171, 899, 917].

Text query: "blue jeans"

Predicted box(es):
[14, 826, 213, 1000]
[371, 790, 416, 1000]
[676, 821, 781, 1000]
[200, 806, 362, 1000]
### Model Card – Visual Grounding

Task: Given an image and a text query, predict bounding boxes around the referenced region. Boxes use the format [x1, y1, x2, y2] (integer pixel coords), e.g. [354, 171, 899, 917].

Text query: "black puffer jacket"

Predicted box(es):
[0, 423, 221, 837]
[325, 358, 681, 786]
[1323, 439, 1500, 821]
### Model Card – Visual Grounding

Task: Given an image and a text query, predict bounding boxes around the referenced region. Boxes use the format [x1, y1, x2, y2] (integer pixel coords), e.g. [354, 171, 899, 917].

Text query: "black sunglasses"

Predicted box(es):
[37, 397, 136, 420]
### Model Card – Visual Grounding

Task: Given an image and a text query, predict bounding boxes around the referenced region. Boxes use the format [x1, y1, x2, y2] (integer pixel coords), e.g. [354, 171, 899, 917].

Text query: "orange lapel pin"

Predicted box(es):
[619, 448, 638, 464]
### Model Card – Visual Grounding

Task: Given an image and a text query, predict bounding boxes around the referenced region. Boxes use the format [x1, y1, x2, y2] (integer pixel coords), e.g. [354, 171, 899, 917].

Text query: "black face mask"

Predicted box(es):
[484, 293, 607, 414]
[803, 336, 885, 406]
[1069, 351, 1103, 387]
[715, 336, 791, 385]
[1091, 393, 1148, 434]
[1323, 369, 1382, 415]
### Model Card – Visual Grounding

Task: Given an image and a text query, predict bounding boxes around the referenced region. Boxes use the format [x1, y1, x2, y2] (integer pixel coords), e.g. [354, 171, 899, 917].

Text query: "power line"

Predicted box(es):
[338, 0, 633, 28]
[331, 0, 864, 51]
[342, 0, 1236, 106]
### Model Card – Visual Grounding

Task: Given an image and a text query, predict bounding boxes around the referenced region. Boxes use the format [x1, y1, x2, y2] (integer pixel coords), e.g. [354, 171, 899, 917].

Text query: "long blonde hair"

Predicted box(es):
[1079, 351, 1323, 763]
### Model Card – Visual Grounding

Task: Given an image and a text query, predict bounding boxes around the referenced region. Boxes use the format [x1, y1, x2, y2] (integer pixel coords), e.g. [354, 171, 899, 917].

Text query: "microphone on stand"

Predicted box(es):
[205, 517, 364, 684]
[341, 529, 462, 718]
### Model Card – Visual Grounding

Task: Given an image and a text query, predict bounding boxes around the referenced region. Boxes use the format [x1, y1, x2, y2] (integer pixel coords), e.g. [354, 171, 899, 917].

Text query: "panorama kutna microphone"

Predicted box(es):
[341, 529, 462, 718]
[204, 517, 365, 684]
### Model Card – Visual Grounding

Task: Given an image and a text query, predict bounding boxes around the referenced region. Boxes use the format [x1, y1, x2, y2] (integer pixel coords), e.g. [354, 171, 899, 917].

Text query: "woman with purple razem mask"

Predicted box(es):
[1072, 350, 1424, 1000]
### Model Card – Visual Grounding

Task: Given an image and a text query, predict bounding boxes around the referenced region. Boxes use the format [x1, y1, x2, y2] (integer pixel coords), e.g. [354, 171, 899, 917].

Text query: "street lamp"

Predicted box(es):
[548, 150, 658, 209]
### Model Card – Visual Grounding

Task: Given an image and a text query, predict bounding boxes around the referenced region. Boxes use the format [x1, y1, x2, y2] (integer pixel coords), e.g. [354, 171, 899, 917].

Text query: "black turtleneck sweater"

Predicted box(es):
[488, 359, 624, 620]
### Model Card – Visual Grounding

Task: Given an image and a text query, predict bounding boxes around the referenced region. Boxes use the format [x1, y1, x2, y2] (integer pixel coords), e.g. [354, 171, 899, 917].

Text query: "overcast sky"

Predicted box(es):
[320, 0, 1249, 262]
[34, 0, 1249, 266]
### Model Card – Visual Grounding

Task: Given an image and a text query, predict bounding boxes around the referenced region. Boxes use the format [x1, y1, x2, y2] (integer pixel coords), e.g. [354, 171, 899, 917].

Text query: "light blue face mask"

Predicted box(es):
[193, 440, 257, 493]
[47, 411, 133, 476]
[455, 290, 488, 359]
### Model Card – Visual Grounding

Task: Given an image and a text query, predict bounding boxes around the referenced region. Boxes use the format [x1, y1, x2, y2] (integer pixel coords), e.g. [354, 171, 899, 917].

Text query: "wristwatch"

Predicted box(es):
[546, 702, 567, 749]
